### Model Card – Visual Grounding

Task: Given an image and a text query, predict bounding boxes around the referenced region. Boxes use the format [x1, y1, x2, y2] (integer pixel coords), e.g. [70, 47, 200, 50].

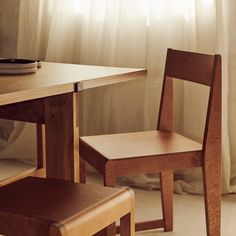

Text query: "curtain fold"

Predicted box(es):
[15, 0, 236, 194]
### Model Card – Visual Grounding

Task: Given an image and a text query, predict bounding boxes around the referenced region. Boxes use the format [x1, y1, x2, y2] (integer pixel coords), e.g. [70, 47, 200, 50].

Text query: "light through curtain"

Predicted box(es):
[17, 0, 236, 194]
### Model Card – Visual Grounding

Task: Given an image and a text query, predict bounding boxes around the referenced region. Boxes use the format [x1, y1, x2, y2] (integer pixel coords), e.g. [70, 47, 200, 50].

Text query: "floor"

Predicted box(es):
[87, 172, 236, 236]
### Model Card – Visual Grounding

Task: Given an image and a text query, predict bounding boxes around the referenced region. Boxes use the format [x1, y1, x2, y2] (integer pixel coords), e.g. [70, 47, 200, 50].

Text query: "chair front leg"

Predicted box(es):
[160, 170, 173, 231]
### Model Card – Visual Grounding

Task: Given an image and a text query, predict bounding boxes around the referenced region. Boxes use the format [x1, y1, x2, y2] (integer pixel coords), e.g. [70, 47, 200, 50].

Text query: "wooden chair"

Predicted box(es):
[0, 176, 134, 236]
[79, 48, 221, 236]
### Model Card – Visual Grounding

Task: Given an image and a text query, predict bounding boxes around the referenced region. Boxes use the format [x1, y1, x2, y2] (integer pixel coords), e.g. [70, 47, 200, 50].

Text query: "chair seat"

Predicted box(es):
[80, 130, 202, 160]
[0, 177, 134, 236]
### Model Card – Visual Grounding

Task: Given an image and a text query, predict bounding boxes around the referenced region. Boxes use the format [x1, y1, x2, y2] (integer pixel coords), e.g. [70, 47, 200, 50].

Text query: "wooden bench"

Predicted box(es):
[0, 177, 134, 236]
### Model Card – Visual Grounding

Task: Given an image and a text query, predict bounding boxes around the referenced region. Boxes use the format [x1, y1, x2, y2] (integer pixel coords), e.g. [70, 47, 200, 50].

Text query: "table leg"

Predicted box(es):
[44, 92, 79, 182]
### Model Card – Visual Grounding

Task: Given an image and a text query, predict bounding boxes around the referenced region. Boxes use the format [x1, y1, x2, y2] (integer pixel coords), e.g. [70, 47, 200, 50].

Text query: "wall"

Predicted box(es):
[0, 0, 20, 57]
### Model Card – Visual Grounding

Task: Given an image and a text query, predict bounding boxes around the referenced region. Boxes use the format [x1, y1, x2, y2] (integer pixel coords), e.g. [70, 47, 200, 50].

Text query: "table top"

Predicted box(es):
[0, 62, 146, 106]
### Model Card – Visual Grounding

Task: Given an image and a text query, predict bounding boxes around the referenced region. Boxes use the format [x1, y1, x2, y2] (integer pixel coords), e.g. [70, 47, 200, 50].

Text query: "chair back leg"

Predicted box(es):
[203, 164, 221, 236]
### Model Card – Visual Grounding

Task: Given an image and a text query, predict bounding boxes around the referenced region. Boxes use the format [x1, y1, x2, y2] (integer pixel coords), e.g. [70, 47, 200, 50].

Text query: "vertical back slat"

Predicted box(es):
[157, 77, 173, 131]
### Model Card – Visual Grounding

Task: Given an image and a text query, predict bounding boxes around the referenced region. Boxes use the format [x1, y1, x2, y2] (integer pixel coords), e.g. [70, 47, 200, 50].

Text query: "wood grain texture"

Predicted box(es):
[0, 63, 146, 185]
[0, 99, 44, 123]
[80, 130, 202, 160]
[160, 171, 173, 231]
[0, 177, 135, 236]
[44, 92, 79, 182]
[157, 77, 173, 131]
[0, 167, 38, 187]
[120, 188, 135, 236]
[79, 48, 221, 235]
[77, 70, 147, 91]
[36, 124, 46, 169]
[80, 140, 202, 176]
[202, 55, 222, 236]
[164, 48, 215, 86]
[0, 62, 146, 106]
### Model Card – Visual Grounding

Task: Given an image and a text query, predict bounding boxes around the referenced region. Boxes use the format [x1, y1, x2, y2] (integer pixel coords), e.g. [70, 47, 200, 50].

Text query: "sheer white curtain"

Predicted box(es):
[17, 0, 236, 194]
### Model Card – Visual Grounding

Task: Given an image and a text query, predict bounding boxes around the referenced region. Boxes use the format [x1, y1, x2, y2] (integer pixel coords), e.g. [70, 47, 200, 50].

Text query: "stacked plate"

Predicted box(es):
[0, 59, 40, 75]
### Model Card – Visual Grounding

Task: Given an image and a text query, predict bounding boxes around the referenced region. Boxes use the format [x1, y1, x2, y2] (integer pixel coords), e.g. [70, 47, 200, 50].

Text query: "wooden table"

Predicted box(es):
[0, 62, 146, 182]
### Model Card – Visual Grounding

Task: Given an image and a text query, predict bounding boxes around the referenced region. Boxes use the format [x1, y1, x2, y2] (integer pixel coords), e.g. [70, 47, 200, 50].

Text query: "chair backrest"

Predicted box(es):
[157, 48, 221, 155]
